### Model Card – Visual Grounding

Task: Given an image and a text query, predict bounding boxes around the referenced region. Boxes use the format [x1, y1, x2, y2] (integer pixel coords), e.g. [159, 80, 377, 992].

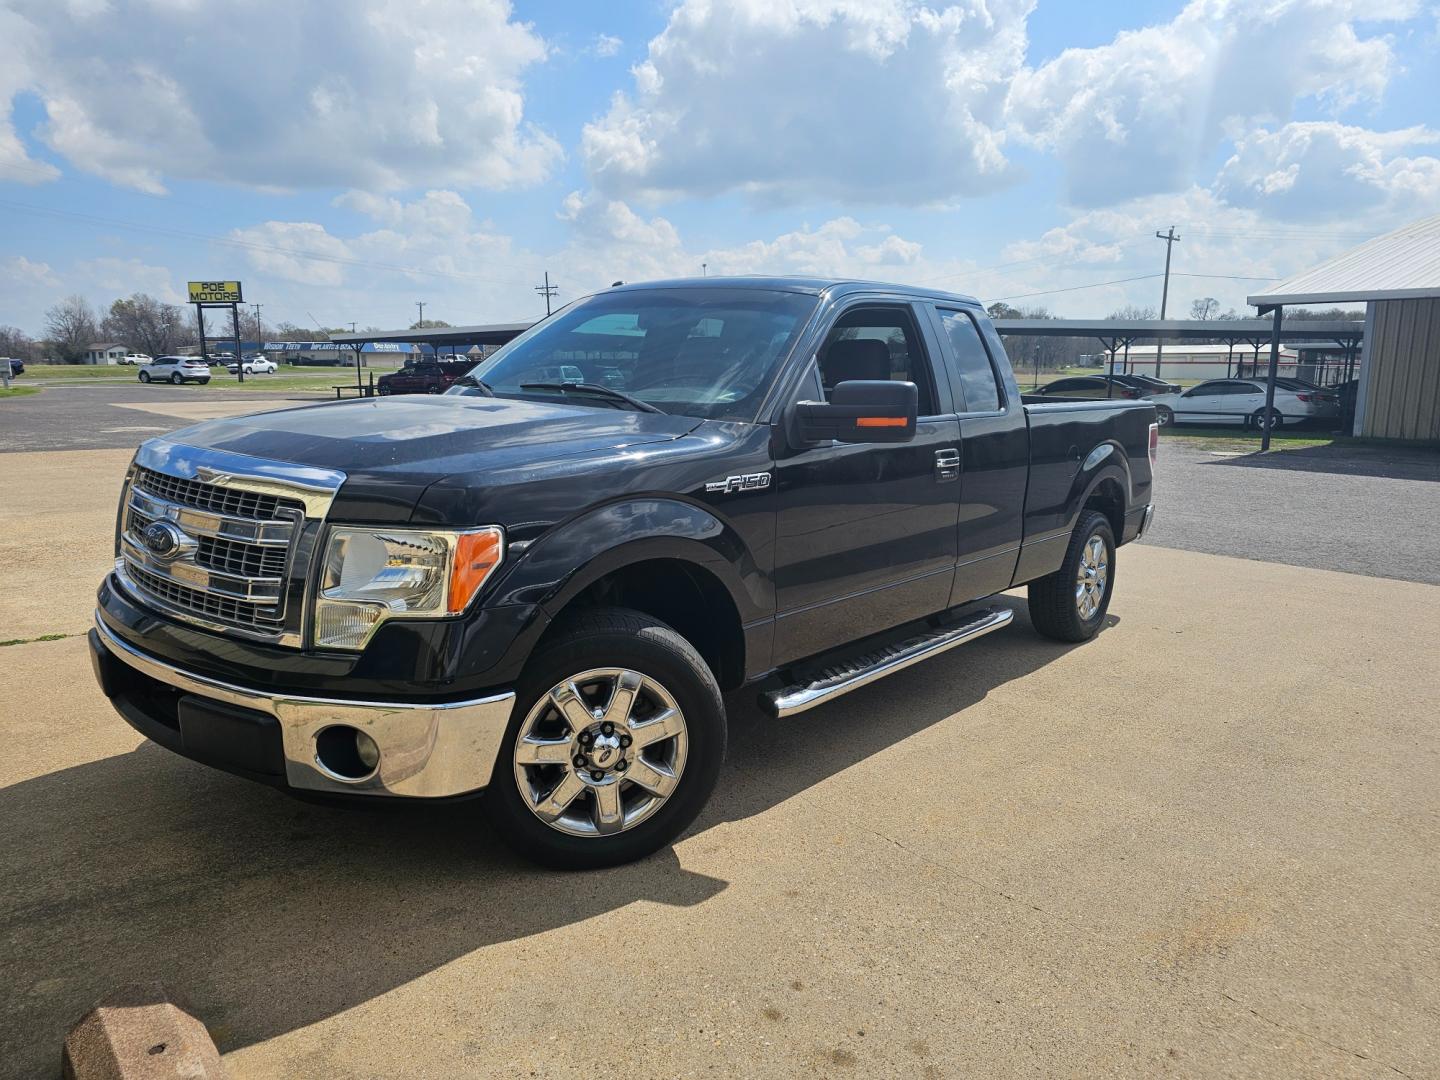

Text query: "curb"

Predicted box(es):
[62, 984, 226, 1080]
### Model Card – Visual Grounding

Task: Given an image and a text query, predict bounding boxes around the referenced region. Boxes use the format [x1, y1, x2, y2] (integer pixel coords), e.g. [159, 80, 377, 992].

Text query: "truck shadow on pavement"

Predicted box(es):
[1203, 441, 1440, 482]
[1, 596, 1107, 1071]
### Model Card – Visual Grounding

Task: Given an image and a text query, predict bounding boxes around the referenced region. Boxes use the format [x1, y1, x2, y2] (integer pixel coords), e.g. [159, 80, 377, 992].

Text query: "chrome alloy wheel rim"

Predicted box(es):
[513, 668, 689, 837]
[1075, 535, 1109, 620]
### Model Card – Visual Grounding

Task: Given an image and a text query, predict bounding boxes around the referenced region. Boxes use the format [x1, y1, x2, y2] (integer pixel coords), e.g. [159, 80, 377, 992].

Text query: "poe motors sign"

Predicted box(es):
[188, 280, 244, 304]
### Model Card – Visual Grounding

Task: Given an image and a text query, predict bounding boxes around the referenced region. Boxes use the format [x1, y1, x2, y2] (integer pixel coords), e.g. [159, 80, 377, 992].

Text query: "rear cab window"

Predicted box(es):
[933, 307, 1003, 413]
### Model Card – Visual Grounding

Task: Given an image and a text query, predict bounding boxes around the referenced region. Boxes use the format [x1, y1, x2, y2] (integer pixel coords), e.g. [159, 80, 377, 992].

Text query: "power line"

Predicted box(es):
[987, 273, 1162, 303]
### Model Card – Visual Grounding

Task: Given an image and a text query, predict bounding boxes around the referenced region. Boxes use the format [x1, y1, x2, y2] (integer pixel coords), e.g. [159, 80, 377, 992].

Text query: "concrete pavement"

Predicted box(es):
[2, 432, 1437, 1078]
[3, 543, 1437, 1078]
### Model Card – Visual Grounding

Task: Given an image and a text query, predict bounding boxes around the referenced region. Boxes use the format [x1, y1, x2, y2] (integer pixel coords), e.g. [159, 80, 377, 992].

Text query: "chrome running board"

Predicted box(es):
[761, 606, 1014, 718]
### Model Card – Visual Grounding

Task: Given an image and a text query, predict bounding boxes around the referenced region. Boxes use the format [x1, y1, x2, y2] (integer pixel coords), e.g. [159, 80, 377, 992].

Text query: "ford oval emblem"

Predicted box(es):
[141, 520, 185, 559]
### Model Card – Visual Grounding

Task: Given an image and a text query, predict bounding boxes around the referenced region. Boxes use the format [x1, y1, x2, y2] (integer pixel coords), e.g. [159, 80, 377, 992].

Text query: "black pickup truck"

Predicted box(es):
[90, 278, 1156, 869]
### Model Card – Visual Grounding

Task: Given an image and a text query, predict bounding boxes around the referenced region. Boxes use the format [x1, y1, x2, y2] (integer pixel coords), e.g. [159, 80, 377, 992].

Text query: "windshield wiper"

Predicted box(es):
[519, 381, 662, 414]
[452, 374, 495, 396]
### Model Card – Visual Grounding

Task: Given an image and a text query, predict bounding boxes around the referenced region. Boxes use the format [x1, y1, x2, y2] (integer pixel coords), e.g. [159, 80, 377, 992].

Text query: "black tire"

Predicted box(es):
[170, 372, 183, 385]
[1155, 404, 1173, 427]
[483, 607, 726, 870]
[138, 372, 150, 383]
[198, 378, 210, 385]
[1027, 510, 1115, 643]
[1251, 407, 1282, 431]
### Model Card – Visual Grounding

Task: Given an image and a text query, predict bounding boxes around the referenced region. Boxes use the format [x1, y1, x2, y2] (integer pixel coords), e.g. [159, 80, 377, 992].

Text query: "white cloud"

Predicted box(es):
[4, 0, 559, 193]
[1006, 0, 1418, 207]
[1213, 122, 1440, 220]
[581, 0, 1028, 204]
[1, 255, 60, 288]
[591, 33, 623, 58]
[77, 257, 184, 304]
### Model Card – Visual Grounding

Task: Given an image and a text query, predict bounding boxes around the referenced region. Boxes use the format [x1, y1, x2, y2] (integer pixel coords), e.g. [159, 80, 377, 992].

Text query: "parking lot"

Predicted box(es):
[2, 391, 1438, 1078]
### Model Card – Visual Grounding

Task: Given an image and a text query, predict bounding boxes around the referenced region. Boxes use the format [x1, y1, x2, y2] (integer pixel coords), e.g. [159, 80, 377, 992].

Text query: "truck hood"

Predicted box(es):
[164, 395, 702, 521]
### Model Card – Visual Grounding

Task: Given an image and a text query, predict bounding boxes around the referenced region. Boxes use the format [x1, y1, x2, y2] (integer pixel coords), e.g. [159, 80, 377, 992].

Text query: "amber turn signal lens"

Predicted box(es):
[855, 416, 907, 428]
[448, 527, 505, 613]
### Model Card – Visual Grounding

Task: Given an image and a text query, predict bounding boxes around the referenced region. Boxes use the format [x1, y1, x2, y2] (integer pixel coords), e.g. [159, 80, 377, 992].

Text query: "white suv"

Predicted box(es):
[138, 356, 211, 385]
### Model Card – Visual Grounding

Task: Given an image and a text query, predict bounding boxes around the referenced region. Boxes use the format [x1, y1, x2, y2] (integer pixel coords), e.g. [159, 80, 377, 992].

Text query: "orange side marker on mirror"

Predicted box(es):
[855, 416, 907, 428]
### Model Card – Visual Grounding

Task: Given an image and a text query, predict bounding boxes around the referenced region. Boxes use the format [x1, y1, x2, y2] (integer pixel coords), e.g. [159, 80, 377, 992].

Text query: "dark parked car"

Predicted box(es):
[90, 277, 1157, 870]
[1032, 374, 1173, 399]
[377, 359, 474, 395]
[3, 358, 24, 376]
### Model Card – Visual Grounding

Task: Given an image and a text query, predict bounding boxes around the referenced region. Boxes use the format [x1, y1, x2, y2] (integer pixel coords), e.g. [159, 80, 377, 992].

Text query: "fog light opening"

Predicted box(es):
[314, 725, 380, 782]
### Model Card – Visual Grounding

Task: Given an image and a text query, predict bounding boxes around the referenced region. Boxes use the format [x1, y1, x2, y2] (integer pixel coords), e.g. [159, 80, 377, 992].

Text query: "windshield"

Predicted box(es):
[447, 287, 817, 421]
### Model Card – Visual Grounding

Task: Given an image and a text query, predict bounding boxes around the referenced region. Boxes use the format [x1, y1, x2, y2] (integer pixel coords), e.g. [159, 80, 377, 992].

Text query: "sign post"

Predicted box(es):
[188, 281, 246, 384]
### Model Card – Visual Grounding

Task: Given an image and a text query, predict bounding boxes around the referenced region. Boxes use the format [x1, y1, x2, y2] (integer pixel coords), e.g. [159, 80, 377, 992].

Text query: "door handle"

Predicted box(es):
[934, 447, 960, 482]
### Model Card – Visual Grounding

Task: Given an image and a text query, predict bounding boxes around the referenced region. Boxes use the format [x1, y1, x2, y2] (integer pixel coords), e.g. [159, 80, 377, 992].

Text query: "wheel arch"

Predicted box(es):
[492, 498, 761, 691]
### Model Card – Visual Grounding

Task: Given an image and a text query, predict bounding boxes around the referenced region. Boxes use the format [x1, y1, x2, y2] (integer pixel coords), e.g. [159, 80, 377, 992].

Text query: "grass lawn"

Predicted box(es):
[0, 385, 41, 399]
[1162, 426, 1338, 452]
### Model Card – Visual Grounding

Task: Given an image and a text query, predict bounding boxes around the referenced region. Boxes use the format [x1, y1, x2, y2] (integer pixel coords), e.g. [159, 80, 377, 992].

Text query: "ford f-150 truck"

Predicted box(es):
[90, 278, 1157, 869]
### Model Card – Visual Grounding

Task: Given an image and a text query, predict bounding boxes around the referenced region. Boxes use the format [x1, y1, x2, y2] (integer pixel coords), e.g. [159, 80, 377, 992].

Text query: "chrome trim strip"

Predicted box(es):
[121, 536, 284, 601]
[762, 607, 1014, 718]
[133, 438, 346, 519]
[129, 488, 296, 545]
[115, 560, 297, 646]
[94, 612, 516, 798]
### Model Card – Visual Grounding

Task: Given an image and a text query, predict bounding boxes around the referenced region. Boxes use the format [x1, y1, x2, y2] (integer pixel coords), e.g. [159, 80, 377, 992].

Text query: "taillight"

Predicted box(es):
[1148, 422, 1159, 469]
[1296, 392, 1313, 402]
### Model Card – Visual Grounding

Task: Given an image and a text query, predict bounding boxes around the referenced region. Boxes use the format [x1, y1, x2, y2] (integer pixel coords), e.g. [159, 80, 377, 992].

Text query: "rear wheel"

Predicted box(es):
[169, 372, 183, 385]
[1251, 407, 1282, 431]
[1028, 510, 1115, 643]
[138, 372, 150, 383]
[484, 608, 725, 870]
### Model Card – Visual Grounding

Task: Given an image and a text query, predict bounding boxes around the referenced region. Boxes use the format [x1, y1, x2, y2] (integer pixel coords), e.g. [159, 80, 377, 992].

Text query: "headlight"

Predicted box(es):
[314, 526, 504, 649]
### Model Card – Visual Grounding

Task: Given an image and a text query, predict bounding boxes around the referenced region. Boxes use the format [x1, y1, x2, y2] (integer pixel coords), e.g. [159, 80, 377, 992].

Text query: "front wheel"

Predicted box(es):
[1028, 510, 1115, 643]
[484, 608, 725, 870]
[1154, 404, 1173, 427]
[138, 372, 150, 383]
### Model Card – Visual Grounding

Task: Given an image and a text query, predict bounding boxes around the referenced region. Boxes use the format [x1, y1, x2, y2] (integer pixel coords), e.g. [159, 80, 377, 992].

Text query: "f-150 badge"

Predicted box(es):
[705, 472, 772, 494]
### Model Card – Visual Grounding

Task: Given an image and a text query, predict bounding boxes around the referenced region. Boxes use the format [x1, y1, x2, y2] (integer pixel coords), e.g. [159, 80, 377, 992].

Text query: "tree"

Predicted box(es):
[103, 293, 189, 358]
[986, 302, 1023, 320]
[1189, 297, 1219, 321]
[1107, 304, 1157, 320]
[409, 318, 452, 329]
[0, 325, 37, 361]
[44, 295, 98, 362]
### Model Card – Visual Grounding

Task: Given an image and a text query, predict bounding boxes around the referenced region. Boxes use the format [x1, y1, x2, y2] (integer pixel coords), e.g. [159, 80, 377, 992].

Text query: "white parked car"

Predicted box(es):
[227, 354, 278, 374]
[138, 356, 211, 385]
[119, 352, 151, 366]
[1149, 378, 1340, 430]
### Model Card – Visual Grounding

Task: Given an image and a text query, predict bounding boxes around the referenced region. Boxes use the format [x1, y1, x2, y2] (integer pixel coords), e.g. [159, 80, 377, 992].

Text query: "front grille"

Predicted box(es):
[196, 535, 288, 577]
[127, 563, 285, 633]
[122, 465, 309, 640]
[134, 466, 304, 521]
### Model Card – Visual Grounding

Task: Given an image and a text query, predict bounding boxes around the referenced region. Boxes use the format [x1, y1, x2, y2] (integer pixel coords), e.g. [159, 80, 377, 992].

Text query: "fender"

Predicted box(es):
[1064, 442, 1133, 532]
[486, 496, 769, 624]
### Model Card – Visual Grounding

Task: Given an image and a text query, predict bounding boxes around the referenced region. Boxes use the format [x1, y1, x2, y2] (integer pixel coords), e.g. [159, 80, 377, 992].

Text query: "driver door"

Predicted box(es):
[771, 302, 961, 666]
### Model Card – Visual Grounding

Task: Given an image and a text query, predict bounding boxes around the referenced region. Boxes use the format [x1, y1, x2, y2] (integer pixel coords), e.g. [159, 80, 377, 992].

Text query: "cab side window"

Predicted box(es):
[817, 305, 938, 416]
[936, 308, 1002, 412]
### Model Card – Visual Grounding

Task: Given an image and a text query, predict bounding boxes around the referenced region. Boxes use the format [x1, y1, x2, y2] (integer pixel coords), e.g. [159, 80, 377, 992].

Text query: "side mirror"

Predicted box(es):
[790, 380, 918, 444]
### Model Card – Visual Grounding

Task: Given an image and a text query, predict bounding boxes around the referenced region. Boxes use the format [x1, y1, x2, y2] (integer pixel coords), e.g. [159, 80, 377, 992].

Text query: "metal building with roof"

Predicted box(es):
[1250, 215, 1440, 443]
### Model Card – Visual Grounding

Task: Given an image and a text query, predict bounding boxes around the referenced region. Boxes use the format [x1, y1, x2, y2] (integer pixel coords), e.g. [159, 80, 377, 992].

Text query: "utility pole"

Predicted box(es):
[349, 321, 357, 333]
[251, 303, 262, 356]
[534, 271, 558, 315]
[702, 262, 707, 277]
[1154, 226, 1181, 379]
[416, 301, 425, 328]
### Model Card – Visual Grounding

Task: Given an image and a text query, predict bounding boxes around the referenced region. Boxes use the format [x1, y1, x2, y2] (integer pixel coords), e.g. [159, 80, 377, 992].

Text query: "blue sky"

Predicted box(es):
[2, 0, 1437, 338]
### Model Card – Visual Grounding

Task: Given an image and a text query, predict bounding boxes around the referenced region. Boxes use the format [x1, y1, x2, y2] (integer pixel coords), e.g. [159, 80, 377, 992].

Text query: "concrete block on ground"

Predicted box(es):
[62, 983, 225, 1080]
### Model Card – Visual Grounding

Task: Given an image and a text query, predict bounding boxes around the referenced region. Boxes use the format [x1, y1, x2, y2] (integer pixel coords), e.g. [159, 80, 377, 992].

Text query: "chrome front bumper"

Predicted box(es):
[93, 614, 515, 798]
